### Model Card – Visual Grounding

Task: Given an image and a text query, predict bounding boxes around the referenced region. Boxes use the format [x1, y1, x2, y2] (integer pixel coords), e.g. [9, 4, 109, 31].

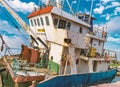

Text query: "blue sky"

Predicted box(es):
[0, 0, 120, 59]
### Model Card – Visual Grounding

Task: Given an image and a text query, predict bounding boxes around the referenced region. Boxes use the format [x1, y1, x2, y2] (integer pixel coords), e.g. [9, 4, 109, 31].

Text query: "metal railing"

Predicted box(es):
[103, 49, 117, 59]
[88, 27, 107, 39]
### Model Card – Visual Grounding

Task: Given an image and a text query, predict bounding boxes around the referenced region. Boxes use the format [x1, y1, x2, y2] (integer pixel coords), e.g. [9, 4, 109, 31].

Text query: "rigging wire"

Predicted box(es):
[66, 0, 74, 14]
[38, 0, 42, 9]
[17, 29, 31, 43]
[0, 35, 14, 56]
[62, 0, 65, 7]
[89, 0, 94, 23]
[76, 0, 80, 14]
[0, 5, 31, 44]
[70, 0, 74, 12]
[0, 6, 18, 29]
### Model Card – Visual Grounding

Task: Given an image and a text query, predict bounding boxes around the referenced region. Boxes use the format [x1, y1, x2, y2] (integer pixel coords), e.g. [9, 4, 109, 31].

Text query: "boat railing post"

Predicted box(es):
[64, 55, 69, 75]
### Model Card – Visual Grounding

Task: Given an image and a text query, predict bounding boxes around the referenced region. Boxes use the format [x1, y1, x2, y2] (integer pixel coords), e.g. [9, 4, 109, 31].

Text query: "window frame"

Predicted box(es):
[79, 27, 83, 33]
[53, 18, 58, 28]
[40, 17, 44, 25]
[98, 40, 101, 46]
[45, 16, 50, 26]
[30, 19, 34, 26]
[58, 19, 66, 29]
[34, 19, 37, 26]
[66, 22, 71, 30]
[37, 18, 40, 26]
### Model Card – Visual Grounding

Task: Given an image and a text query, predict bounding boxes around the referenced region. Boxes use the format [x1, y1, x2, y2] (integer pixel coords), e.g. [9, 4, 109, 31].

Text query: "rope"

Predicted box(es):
[0, 35, 15, 56]
[0, 5, 30, 44]
[89, 0, 94, 23]
[17, 29, 30, 43]
[76, 0, 80, 14]
[0, 6, 18, 29]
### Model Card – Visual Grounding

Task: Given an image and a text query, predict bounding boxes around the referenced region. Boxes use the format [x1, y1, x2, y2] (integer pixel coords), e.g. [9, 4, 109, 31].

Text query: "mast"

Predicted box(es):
[46, 0, 50, 6]
[56, 0, 61, 8]
[66, 0, 74, 14]
[0, 0, 48, 49]
[89, 0, 94, 23]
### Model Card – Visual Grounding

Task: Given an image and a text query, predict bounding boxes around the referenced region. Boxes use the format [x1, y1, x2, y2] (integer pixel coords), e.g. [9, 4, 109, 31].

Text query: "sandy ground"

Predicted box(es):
[91, 81, 120, 87]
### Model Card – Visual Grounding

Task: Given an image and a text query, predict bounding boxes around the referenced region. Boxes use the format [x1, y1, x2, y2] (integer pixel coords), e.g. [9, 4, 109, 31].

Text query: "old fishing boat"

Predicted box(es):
[0, 0, 117, 87]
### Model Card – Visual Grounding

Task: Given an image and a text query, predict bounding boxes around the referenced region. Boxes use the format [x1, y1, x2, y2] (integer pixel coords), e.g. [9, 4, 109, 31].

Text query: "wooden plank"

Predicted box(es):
[0, 75, 3, 87]
[3, 57, 15, 79]
[3, 56, 45, 83]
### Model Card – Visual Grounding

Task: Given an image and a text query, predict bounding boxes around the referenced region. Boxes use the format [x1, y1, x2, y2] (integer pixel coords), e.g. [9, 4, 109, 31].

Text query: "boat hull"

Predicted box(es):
[36, 69, 117, 87]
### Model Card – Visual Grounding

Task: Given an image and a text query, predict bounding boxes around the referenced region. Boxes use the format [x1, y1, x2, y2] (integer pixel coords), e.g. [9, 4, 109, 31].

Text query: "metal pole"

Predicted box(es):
[89, 0, 94, 23]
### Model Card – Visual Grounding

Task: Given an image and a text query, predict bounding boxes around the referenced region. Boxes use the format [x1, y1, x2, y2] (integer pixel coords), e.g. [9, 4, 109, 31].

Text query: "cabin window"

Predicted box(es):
[90, 38, 93, 44]
[34, 19, 37, 25]
[45, 16, 50, 26]
[53, 18, 58, 28]
[58, 19, 66, 29]
[66, 22, 71, 30]
[37, 18, 40, 26]
[80, 49, 84, 55]
[98, 40, 101, 46]
[40, 17, 44, 25]
[79, 27, 82, 33]
[30, 19, 34, 26]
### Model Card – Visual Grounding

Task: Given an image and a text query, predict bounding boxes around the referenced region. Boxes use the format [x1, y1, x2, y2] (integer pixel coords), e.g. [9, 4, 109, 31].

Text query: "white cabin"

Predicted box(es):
[28, 6, 90, 62]
[27, 6, 116, 74]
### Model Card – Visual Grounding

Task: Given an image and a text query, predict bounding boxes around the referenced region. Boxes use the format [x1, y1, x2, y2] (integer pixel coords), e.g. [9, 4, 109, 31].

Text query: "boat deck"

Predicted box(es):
[3, 56, 48, 83]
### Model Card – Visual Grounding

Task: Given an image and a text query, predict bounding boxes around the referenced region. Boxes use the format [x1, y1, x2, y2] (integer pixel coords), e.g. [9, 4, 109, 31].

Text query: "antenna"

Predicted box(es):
[56, 0, 62, 8]
[89, 0, 94, 23]
[70, 0, 73, 10]
[62, 0, 65, 7]
[38, 0, 41, 9]
[46, 0, 50, 6]
[76, 0, 80, 14]
[61, 0, 65, 11]
[66, 0, 74, 14]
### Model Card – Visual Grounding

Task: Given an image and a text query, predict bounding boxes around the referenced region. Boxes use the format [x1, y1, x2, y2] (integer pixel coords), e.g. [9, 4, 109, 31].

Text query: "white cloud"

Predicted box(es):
[93, 23, 105, 30]
[115, 49, 120, 53]
[107, 16, 120, 33]
[41, 0, 47, 3]
[0, 35, 24, 56]
[115, 34, 120, 37]
[0, 19, 26, 36]
[105, 13, 113, 20]
[0, 19, 30, 51]
[94, 16, 120, 34]
[72, 0, 77, 4]
[6, 0, 38, 13]
[106, 2, 120, 9]
[107, 36, 120, 43]
[93, 6, 105, 14]
[101, 0, 113, 4]
[106, 14, 110, 20]
[101, 13, 111, 21]
[112, 2, 120, 6]
[84, 8, 90, 15]
[114, 7, 120, 15]
[2, 35, 23, 48]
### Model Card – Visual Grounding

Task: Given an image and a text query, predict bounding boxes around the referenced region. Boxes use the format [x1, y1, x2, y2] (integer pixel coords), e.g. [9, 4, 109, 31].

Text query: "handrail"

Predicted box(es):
[88, 27, 107, 39]
[103, 49, 117, 58]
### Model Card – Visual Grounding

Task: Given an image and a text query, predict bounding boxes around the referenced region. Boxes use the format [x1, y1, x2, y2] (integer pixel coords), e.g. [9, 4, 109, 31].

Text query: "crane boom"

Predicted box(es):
[0, 0, 48, 49]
